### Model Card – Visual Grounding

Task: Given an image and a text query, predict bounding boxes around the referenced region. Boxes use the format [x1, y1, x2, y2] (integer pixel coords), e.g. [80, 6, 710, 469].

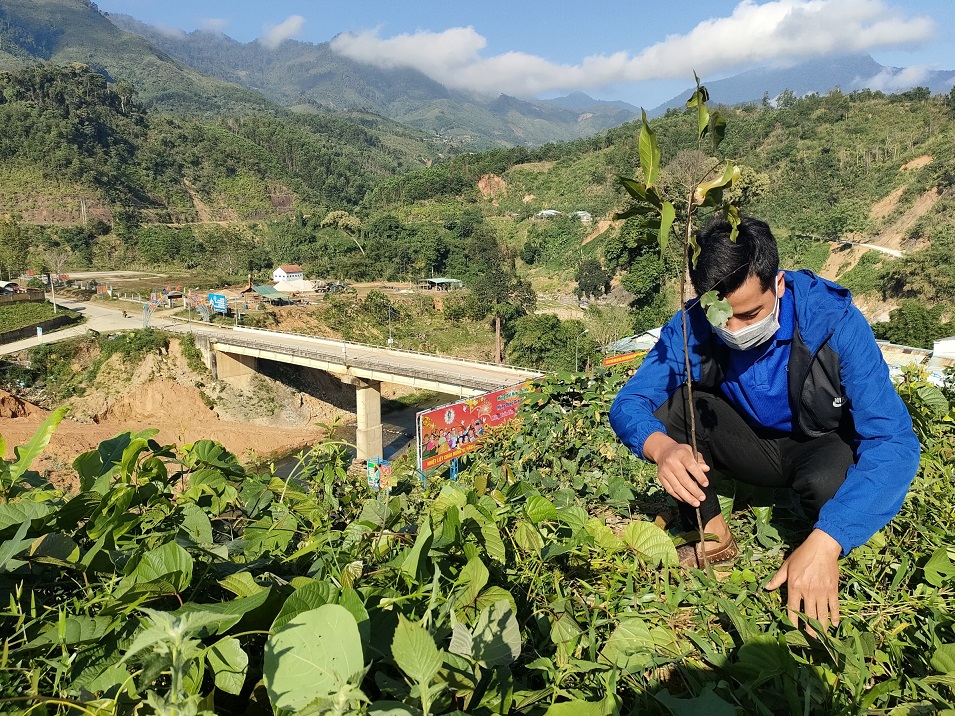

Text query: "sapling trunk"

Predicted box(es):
[680, 190, 708, 569]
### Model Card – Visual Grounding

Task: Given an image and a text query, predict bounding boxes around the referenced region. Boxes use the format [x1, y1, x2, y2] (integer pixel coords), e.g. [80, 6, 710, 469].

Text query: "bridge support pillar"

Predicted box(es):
[213, 350, 257, 380]
[354, 379, 383, 462]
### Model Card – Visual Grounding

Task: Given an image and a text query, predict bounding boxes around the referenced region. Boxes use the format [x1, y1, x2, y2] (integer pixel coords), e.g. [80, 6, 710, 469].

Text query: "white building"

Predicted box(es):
[272, 264, 304, 282]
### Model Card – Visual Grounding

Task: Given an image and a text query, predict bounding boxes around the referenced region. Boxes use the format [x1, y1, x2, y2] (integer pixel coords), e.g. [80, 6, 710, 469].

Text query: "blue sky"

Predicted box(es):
[94, 0, 955, 107]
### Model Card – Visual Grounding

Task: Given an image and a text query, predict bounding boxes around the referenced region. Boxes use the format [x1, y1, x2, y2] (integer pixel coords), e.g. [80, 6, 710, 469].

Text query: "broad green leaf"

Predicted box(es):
[695, 163, 741, 206]
[173, 590, 272, 636]
[449, 621, 473, 659]
[716, 598, 759, 643]
[474, 586, 517, 614]
[73, 449, 104, 493]
[9, 407, 66, 483]
[218, 572, 264, 598]
[544, 700, 606, 716]
[585, 519, 624, 553]
[28, 615, 117, 648]
[207, 637, 248, 695]
[125, 541, 193, 593]
[638, 110, 661, 187]
[550, 613, 582, 645]
[656, 684, 736, 716]
[658, 201, 675, 255]
[556, 505, 589, 531]
[272, 581, 338, 632]
[933, 644, 955, 674]
[514, 521, 544, 555]
[701, 291, 733, 328]
[392, 614, 443, 685]
[480, 522, 507, 564]
[685, 81, 709, 107]
[179, 503, 213, 545]
[696, 104, 710, 142]
[621, 520, 678, 567]
[400, 517, 433, 578]
[337, 588, 370, 644]
[264, 604, 364, 712]
[29, 533, 79, 565]
[600, 617, 654, 669]
[0, 521, 30, 572]
[454, 556, 490, 609]
[430, 486, 468, 518]
[924, 547, 955, 587]
[341, 560, 363, 590]
[368, 702, 424, 716]
[525, 495, 558, 524]
[471, 601, 521, 666]
[0, 501, 53, 532]
[618, 176, 649, 202]
[182, 439, 244, 475]
[710, 111, 727, 151]
[917, 385, 949, 417]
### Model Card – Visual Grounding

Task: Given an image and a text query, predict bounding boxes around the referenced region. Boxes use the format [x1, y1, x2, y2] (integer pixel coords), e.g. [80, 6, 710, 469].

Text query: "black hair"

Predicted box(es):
[689, 216, 779, 297]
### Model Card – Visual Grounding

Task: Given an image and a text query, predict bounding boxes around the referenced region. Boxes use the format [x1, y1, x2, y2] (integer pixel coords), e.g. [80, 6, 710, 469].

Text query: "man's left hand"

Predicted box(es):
[765, 529, 842, 633]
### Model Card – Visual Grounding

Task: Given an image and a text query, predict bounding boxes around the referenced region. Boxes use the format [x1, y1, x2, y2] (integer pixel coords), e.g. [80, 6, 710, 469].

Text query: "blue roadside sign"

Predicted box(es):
[208, 293, 228, 313]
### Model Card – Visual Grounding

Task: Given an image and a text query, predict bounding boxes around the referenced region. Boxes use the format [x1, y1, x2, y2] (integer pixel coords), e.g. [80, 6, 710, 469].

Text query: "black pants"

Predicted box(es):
[654, 386, 856, 530]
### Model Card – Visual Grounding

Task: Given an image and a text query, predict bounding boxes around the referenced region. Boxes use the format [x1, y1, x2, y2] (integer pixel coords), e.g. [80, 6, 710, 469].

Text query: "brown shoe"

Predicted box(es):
[677, 533, 739, 568]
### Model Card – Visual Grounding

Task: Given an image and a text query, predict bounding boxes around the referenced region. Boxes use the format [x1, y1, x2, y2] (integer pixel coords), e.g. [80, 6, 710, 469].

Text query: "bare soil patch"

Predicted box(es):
[0, 337, 355, 491]
[871, 185, 906, 220]
[477, 174, 507, 199]
[871, 188, 940, 251]
[902, 155, 933, 171]
[582, 219, 617, 246]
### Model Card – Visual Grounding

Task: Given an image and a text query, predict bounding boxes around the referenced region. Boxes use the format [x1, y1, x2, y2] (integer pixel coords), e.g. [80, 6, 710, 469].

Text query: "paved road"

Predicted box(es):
[0, 298, 146, 355]
[829, 238, 904, 258]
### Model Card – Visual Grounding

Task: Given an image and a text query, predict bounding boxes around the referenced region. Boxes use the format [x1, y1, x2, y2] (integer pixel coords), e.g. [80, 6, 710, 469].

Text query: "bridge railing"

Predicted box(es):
[209, 333, 518, 392]
[230, 325, 538, 374]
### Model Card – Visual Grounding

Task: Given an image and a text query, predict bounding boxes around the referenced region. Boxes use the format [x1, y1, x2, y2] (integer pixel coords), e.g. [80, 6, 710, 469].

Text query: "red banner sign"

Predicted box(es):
[417, 381, 532, 471]
[602, 351, 644, 367]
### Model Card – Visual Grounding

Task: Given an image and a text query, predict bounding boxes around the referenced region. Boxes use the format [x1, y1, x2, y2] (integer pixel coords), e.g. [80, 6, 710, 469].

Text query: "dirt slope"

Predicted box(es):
[0, 337, 360, 490]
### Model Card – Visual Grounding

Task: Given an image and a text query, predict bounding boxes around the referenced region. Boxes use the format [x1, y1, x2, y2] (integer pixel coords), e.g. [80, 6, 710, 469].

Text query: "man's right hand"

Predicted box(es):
[643, 432, 710, 506]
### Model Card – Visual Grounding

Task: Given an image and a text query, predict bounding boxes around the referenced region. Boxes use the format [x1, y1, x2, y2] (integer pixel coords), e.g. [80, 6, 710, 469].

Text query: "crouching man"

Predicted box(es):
[609, 217, 920, 630]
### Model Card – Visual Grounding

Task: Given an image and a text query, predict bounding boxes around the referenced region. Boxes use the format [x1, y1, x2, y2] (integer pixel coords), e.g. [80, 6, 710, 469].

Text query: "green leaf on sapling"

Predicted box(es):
[701, 291, 733, 328]
[638, 110, 661, 188]
[658, 201, 675, 256]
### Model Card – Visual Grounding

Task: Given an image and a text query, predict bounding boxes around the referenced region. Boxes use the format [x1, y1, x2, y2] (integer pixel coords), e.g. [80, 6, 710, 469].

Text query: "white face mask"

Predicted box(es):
[714, 291, 780, 351]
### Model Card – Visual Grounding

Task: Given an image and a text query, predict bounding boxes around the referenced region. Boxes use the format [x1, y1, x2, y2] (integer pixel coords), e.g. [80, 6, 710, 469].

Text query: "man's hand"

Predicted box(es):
[766, 529, 842, 633]
[643, 432, 710, 507]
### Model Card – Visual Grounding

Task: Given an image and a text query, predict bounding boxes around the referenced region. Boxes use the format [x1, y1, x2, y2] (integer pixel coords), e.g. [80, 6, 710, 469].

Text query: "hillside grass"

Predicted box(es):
[0, 301, 77, 333]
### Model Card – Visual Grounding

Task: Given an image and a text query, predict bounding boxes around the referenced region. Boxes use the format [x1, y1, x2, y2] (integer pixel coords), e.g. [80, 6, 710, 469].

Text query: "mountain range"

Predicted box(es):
[1, 0, 953, 148]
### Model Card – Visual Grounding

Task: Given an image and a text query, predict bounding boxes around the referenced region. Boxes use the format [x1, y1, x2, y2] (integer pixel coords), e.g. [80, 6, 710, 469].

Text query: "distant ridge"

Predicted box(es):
[105, 13, 641, 148]
[651, 54, 955, 115]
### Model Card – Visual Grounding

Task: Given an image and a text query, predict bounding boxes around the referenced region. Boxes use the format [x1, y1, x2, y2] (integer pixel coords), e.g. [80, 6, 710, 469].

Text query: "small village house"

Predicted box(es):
[272, 264, 304, 282]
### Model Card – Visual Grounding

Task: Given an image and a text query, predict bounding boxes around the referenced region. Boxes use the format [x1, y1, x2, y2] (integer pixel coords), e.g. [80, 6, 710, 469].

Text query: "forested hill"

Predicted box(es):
[357, 87, 955, 337]
[0, 0, 275, 116]
[0, 63, 438, 224]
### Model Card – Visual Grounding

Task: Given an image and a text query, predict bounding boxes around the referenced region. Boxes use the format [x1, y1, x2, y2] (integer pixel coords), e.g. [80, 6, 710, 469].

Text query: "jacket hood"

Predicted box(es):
[785, 269, 852, 353]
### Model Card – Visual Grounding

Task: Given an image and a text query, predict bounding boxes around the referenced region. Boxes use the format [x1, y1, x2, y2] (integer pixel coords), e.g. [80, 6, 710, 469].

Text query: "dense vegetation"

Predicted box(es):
[3, 364, 955, 714]
[4, 63, 955, 334]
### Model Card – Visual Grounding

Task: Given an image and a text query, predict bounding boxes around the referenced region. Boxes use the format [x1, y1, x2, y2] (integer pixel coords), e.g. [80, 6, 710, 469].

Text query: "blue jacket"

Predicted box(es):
[609, 269, 920, 553]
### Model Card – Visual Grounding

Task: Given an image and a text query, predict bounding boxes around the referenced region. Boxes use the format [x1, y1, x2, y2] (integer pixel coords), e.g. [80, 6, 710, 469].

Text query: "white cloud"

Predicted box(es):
[153, 22, 186, 39]
[200, 17, 229, 34]
[330, 0, 935, 97]
[855, 64, 934, 93]
[260, 15, 305, 50]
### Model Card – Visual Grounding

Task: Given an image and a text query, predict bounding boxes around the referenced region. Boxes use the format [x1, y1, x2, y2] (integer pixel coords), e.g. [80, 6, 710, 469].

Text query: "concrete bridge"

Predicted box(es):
[190, 326, 544, 461]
